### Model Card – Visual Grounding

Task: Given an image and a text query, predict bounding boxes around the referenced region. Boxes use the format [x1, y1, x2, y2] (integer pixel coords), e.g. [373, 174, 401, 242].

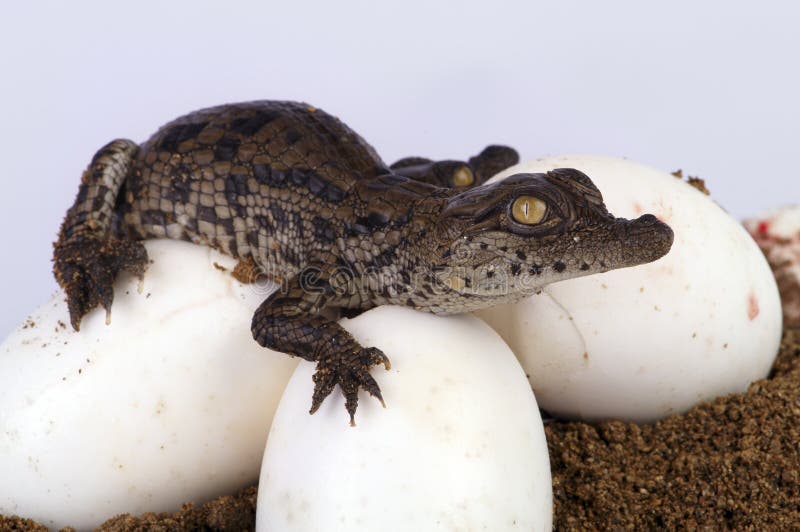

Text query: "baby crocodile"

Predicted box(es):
[53, 100, 674, 425]
[390, 145, 519, 188]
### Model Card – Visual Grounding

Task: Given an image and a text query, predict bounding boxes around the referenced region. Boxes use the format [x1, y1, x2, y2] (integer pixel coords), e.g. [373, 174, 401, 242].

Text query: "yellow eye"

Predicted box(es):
[452, 166, 474, 187]
[511, 196, 547, 225]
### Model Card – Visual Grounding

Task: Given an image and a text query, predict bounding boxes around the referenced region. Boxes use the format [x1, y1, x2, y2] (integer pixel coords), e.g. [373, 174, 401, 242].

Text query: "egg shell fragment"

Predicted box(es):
[477, 155, 783, 422]
[257, 306, 552, 532]
[0, 239, 296, 531]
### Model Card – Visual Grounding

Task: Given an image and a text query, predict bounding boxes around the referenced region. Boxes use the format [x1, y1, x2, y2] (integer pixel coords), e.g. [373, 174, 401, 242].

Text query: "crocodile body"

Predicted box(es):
[54, 100, 674, 424]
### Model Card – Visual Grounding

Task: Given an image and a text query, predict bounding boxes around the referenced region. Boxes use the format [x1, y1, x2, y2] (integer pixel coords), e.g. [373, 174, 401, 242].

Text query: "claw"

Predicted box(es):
[365, 347, 391, 370]
[70, 311, 82, 332]
[53, 237, 148, 332]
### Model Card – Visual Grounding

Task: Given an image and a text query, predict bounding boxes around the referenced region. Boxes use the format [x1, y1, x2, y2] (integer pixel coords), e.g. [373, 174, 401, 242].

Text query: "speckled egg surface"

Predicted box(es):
[257, 306, 552, 532]
[477, 155, 782, 422]
[0, 240, 296, 530]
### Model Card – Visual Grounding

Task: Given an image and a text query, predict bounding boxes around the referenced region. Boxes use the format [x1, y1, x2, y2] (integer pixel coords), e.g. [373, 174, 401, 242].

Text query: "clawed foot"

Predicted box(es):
[310, 346, 391, 426]
[53, 237, 148, 330]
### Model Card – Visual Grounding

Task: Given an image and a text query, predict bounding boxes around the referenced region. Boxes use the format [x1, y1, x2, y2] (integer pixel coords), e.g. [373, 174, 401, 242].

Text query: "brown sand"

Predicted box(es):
[3, 327, 797, 531]
[0, 487, 258, 532]
[548, 327, 800, 529]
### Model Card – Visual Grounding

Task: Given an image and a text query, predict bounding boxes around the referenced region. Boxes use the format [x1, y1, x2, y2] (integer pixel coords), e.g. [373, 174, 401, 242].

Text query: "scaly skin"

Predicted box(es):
[53, 100, 674, 425]
[390, 145, 519, 188]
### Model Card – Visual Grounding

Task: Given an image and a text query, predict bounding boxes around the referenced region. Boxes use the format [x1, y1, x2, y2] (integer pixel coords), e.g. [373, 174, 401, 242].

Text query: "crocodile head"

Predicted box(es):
[428, 168, 674, 305]
[392, 145, 520, 188]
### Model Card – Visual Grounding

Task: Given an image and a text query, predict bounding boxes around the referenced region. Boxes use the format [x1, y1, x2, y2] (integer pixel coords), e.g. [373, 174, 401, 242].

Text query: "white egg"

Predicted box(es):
[0, 240, 297, 530]
[477, 155, 782, 422]
[257, 306, 552, 532]
[744, 205, 800, 326]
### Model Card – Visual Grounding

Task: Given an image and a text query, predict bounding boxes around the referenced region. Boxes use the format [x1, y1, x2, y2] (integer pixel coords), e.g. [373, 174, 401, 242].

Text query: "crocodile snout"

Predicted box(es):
[628, 214, 674, 261]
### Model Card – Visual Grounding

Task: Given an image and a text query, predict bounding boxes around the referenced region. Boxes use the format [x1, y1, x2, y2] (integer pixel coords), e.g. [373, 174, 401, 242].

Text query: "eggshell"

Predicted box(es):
[477, 155, 783, 422]
[744, 205, 800, 326]
[256, 306, 552, 531]
[0, 240, 296, 530]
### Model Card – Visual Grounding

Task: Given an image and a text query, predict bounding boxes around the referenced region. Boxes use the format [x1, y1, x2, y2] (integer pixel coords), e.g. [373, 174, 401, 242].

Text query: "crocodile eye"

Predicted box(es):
[452, 166, 474, 187]
[511, 195, 547, 225]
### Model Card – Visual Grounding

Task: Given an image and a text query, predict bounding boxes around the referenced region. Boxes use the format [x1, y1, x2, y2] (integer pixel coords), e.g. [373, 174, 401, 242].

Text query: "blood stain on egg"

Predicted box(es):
[748, 292, 760, 321]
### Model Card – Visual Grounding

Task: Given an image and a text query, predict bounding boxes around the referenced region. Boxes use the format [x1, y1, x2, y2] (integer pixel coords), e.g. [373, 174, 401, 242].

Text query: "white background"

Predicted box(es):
[0, 0, 798, 336]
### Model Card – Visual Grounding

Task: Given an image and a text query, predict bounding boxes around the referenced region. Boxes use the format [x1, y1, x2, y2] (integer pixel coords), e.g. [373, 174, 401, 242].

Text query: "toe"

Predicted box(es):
[66, 271, 96, 331]
[90, 262, 115, 315]
[342, 378, 359, 426]
[310, 368, 336, 415]
[118, 240, 149, 278]
[357, 369, 385, 408]
[67, 290, 87, 331]
[364, 347, 391, 370]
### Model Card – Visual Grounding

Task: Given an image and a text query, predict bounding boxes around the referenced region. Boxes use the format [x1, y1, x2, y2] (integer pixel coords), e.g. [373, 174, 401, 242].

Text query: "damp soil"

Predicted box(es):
[3, 330, 800, 530]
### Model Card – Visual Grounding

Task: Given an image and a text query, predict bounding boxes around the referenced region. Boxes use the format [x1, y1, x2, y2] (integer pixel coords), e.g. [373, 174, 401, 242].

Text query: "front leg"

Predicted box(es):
[251, 269, 390, 425]
[54, 139, 148, 330]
